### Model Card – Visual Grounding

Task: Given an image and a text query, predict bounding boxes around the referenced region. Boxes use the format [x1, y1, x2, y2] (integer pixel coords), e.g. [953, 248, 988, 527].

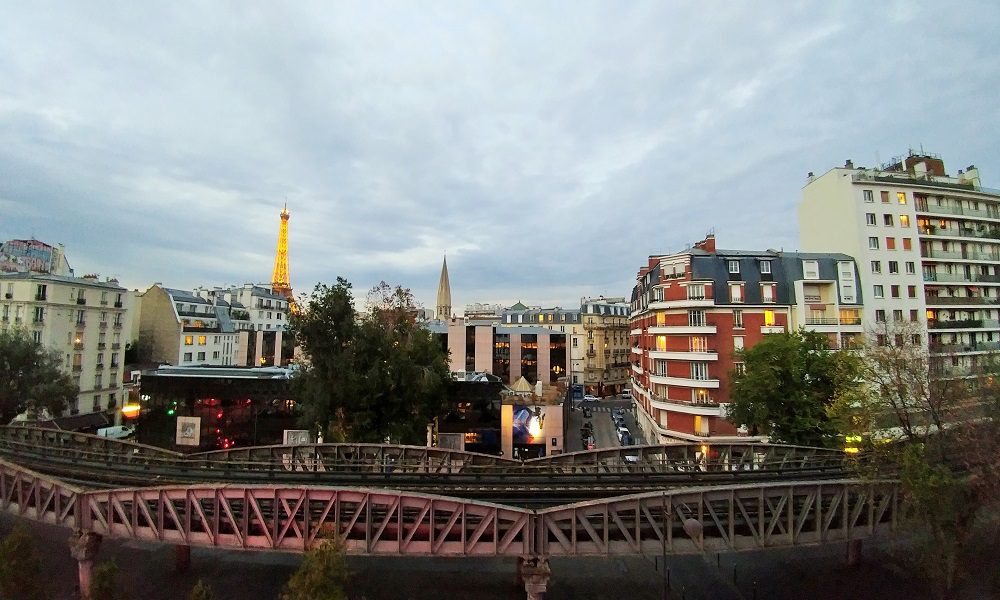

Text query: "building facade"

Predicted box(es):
[1, 272, 129, 417]
[501, 303, 585, 387]
[629, 235, 863, 443]
[800, 152, 1000, 378]
[581, 297, 631, 396]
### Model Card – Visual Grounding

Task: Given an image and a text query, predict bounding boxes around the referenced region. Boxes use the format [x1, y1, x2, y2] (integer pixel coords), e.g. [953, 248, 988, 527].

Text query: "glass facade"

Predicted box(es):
[520, 334, 538, 383]
[548, 334, 566, 382]
[493, 332, 510, 382]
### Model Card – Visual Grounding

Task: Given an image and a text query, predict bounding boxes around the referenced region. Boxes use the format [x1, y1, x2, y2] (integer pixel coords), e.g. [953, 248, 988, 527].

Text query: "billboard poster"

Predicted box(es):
[0, 239, 55, 273]
[175, 416, 202, 446]
[283, 429, 311, 445]
[511, 404, 546, 445]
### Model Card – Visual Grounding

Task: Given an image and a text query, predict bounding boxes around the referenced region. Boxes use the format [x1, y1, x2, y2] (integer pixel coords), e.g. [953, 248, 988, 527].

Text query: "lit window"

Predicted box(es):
[656, 335, 666, 351]
[184, 336, 193, 345]
[897, 192, 907, 205]
[198, 335, 207, 345]
[764, 310, 775, 326]
[899, 215, 910, 227]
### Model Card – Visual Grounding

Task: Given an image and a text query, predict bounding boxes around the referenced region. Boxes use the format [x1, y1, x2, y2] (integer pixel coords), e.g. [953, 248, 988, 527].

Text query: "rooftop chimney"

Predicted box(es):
[845, 159, 854, 169]
[693, 234, 716, 253]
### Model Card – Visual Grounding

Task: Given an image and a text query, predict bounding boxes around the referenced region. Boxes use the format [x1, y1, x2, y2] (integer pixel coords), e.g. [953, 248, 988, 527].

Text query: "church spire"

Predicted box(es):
[436, 255, 452, 320]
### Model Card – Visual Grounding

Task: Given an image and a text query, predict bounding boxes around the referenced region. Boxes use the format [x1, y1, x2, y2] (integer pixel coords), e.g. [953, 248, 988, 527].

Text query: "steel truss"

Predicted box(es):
[0, 459, 895, 557]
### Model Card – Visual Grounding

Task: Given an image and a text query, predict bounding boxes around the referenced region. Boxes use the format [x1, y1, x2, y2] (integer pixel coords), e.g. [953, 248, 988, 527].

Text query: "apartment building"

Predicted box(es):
[501, 303, 585, 386]
[580, 297, 631, 396]
[629, 235, 862, 443]
[138, 283, 292, 368]
[1, 271, 129, 417]
[800, 151, 1000, 377]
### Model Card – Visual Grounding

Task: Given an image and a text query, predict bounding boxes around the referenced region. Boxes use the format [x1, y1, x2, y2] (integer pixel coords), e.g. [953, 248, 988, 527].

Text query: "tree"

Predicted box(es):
[289, 279, 451, 444]
[280, 536, 348, 600]
[0, 525, 47, 600]
[187, 580, 218, 600]
[0, 328, 77, 422]
[727, 330, 861, 446]
[90, 560, 128, 600]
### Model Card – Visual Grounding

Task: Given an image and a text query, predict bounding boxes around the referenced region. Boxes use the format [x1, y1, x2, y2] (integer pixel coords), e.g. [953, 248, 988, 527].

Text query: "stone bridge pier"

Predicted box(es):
[517, 557, 551, 600]
[68, 530, 102, 600]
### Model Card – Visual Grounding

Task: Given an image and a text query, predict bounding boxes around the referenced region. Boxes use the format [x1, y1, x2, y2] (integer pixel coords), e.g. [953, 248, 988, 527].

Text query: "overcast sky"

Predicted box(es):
[2, 1, 999, 314]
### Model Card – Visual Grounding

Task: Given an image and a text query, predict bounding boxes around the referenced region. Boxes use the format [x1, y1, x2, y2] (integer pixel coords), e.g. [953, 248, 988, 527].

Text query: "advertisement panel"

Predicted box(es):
[175, 416, 202, 446]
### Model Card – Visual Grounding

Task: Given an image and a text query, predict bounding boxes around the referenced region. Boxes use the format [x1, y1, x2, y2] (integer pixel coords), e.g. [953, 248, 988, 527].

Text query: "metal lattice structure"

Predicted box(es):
[271, 203, 291, 292]
[0, 459, 897, 557]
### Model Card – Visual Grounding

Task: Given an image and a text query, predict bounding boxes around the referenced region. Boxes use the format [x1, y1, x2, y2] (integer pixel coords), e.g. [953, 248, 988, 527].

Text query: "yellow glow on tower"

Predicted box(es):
[271, 203, 298, 313]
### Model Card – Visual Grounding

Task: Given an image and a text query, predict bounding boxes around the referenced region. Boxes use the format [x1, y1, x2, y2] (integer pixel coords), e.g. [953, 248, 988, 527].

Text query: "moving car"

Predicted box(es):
[582, 394, 600, 402]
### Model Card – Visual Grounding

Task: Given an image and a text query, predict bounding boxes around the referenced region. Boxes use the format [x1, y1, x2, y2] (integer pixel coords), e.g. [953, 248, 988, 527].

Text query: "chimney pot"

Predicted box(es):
[845, 160, 854, 169]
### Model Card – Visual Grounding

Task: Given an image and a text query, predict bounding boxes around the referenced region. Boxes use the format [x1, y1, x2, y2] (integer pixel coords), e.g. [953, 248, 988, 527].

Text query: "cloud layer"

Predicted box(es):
[2, 1, 999, 313]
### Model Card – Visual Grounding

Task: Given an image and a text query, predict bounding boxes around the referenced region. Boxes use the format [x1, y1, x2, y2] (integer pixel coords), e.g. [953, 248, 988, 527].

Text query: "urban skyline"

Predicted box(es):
[3, 3, 1000, 314]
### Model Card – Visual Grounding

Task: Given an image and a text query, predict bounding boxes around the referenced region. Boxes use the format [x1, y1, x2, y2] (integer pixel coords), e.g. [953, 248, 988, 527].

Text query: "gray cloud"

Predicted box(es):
[2, 1, 999, 313]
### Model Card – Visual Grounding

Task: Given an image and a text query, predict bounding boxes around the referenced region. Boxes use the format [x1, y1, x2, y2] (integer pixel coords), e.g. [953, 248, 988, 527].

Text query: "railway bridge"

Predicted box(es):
[0, 427, 899, 599]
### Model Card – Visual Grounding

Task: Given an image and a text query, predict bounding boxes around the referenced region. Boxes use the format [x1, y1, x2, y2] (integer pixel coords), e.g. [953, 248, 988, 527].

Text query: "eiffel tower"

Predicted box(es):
[271, 203, 298, 313]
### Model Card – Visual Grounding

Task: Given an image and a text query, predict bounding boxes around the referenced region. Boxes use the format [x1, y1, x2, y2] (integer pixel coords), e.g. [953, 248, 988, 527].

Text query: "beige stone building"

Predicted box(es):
[581, 297, 631, 396]
[1, 271, 129, 417]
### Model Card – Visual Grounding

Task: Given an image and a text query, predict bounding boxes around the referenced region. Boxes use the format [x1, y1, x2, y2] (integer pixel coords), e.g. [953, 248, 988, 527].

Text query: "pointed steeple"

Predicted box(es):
[436, 255, 452, 320]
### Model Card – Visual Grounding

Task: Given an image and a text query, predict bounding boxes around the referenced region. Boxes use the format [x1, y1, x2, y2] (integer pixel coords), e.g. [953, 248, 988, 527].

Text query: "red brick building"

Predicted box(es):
[629, 235, 864, 443]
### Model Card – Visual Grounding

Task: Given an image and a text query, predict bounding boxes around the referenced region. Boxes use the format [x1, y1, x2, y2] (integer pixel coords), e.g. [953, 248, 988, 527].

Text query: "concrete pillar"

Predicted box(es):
[274, 330, 283, 366]
[68, 530, 102, 600]
[175, 544, 191, 573]
[847, 539, 863, 566]
[519, 557, 551, 600]
[254, 330, 264, 366]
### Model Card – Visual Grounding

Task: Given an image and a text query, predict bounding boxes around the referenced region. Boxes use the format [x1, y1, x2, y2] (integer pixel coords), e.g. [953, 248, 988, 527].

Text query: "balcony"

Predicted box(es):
[110, 362, 119, 369]
[94, 383, 103, 390]
[648, 373, 720, 389]
[931, 341, 1000, 354]
[3, 293, 11, 299]
[805, 318, 840, 325]
[34, 294, 47, 301]
[108, 382, 118, 389]
[649, 349, 719, 361]
[113, 323, 123, 330]
[760, 325, 785, 334]
[111, 343, 121, 350]
[649, 394, 725, 416]
[32, 317, 44, 325]
[921, 247, 1000, 261]
[926, 295, 1000, 306]
[99, 322, 108, 330]
[96, 362, 105, 369]
[97, 343, 106, 350]
[648, 324, 717, 335]
[114, 301, 123, 308]
[928, 319, 988, 330]
[72, 365, 82, 373]
[75, 321, 86, 328]
[100, 299, 108, 305]
[177, 309, 214, 318]
[76, 297, 86, 305]
[916, 203, 999, 219]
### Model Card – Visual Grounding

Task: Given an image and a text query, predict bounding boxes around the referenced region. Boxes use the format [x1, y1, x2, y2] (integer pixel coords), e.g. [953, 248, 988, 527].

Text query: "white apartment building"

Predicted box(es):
[800, 151, 1000, 377]
[501, 303, 586, 386]
[1, 272, 129, 417]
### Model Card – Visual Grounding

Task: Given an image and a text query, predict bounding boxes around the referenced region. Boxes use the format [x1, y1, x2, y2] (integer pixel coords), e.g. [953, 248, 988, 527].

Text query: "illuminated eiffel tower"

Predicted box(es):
[271, 203, 298, 313]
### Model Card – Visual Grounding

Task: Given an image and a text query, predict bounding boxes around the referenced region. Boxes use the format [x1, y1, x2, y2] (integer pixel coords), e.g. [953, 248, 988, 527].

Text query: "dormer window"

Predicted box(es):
[760, 260, 771, 274]
[728, 260, 740, 274]
[803, 260, 819, 280]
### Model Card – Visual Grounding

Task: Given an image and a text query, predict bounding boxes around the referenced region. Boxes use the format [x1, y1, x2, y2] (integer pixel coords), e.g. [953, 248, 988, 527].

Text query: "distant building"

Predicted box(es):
[581, 297, 631, 396]
[463, 303, 505, 324]
[1, 270, 129, 420]
[501, 303, 585, 388]
[630, 235, 862, 443]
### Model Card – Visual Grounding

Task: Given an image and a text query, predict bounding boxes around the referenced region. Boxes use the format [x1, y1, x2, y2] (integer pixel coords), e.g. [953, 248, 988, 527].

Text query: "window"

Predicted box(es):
[908, 285, 917, 298]
[902, 238, 912, 250]
[184, 335, 193, 345]
[733, 336, 744, 350]
[763, 310, 776, 327]
[880, 191, 890, 203]
[897, 191, 907, 205]
[196, 352, 205, 361]
[884, 214, 894, 226]
[802, 260, 819, 279]
[688, 310, 706, 326]
[732, 310, 744, 328]
[213, 351, 220, 359]
[572, 337, 578, 348]
[687, 284, 706, 300]
[760, 260, 771, 274]
[875, 310, 886, 322]
[891, 285, 901, 298]
[656, 335, 666, 351]
[899, 215, 910, 227]
[733, 362, 746, 375]
[893, 309, 903, 322]
[198, 335, 207, 345]
[183, 352, 193, 362]
[905, 261, 916, 274]
[868, 237, 879, 249]
[910, 310, 919, 322]
[876, 334, 887, 347]
[728, 260, 740, 274]
[888, 261, 899, 274]
[32, 330, 41, 343]
[761, 284, 775, 303]
[871, 261, 881, 274]
[886, 237, 896, 250]
[729, 284, 743, 303]
[863, 190, 874, 203]
[690, 336, 709, 352]
[866, 213, 876, 226]
[33, 306, 44, 323]
[874, 285, 884, 298]
[911, 334, 921, 345]
[691, 362, 709, 380]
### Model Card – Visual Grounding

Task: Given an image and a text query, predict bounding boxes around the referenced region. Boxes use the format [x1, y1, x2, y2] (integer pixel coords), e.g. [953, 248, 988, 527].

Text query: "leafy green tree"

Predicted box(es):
[289, 279, 451, 444]
[90, 560, 128, 600]
[0, 328, 77, 422]
[0, 525, 47, 600]
[727, 330, 860, 446]
[187, 580, 218, 600]
[280, 537, 348, 600]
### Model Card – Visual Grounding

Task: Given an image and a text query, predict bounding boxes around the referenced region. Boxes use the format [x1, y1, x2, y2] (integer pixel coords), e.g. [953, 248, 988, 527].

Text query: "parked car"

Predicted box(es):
[582, 394, 600, 402]
[619, 431, 634, 446]
[621, 389, 632, 400]
[617, 426, 631, 442]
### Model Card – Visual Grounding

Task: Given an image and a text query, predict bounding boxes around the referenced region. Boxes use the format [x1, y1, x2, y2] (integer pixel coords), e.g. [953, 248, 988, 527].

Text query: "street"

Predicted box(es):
[565, 394, 645, 453]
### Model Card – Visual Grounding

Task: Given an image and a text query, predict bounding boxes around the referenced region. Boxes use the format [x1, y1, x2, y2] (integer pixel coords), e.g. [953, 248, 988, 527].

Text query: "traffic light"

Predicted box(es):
[166, 400, 178, 416]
